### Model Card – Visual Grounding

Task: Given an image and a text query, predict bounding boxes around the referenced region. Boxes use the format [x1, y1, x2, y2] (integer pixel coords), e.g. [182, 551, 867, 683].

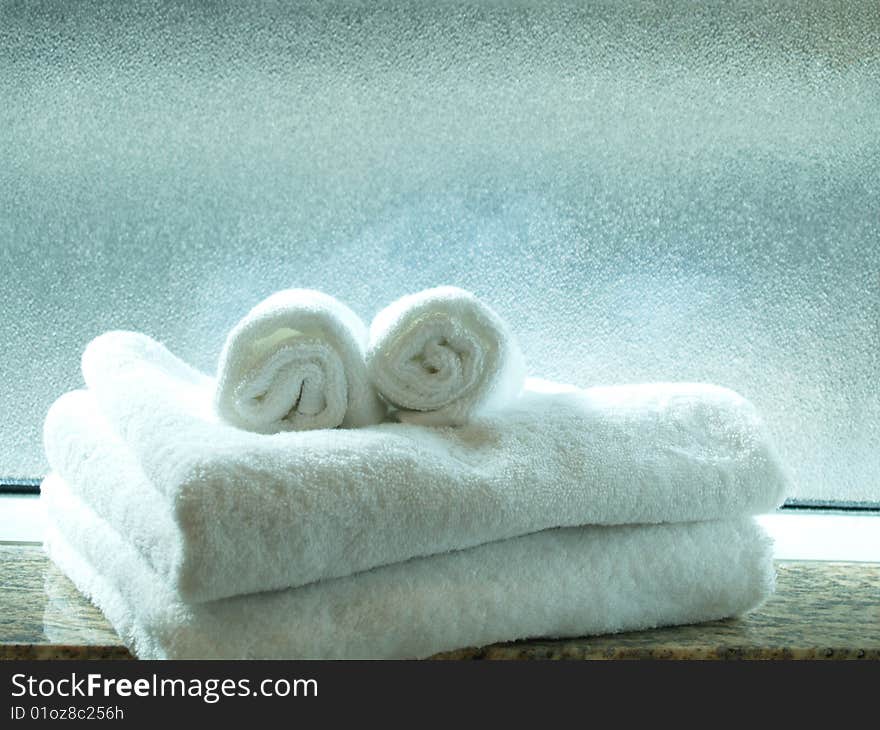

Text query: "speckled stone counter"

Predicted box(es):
[1, 545, 877, 660]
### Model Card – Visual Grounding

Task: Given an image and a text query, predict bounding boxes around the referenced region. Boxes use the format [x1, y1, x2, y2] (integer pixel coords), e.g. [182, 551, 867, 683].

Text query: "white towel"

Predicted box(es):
[44, 333, 789, 602]
[367, 287, 526, 425]
[42, 475, 775, 660]
[213, 289, 385, 432]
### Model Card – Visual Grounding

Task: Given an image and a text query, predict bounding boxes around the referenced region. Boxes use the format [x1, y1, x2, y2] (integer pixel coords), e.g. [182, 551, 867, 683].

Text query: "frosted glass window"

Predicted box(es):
[1, 1, 878, 502]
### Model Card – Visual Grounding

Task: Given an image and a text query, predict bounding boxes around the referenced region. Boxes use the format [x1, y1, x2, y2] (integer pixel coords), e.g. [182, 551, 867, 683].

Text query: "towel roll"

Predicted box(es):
[367, 286, 526, 425]
[215, 289, 385, 433]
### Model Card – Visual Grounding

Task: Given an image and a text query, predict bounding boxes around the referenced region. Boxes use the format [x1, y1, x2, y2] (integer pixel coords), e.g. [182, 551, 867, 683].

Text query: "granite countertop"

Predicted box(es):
[1, 545, 878, 660]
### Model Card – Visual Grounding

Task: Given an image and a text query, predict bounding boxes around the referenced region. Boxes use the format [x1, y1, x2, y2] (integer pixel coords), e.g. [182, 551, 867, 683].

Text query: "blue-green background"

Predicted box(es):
[1, 1, 878, 499]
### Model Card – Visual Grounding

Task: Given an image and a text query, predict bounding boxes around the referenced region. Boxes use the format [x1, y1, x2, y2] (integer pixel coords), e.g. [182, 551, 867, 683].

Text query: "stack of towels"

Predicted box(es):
[42, 286, 790, 659]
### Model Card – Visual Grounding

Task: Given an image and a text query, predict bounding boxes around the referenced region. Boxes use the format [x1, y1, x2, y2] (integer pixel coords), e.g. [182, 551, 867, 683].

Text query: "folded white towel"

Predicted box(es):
[367, 287, 526, 425]
[213, 289, 385, 432]
[42, 475, 774, 660]
[45, 333, 789, 602]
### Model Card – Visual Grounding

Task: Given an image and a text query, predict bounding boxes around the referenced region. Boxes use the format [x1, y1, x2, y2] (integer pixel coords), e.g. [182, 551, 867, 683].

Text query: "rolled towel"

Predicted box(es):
[214, 289, 385, 432]
[43, 475, 775, 660]
[367, 286, 526, 425]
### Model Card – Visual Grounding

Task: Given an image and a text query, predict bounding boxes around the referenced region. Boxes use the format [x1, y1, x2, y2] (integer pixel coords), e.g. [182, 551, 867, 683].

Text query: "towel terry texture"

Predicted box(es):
[43, 332, 789, 603]
[42, 475, 774, 660]
[212, 289, 385, 432]
[367, 286, 526, 425]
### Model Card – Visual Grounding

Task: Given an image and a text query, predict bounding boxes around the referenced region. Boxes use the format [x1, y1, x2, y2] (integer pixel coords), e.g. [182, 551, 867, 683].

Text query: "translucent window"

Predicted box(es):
[1, 1, 878, 502]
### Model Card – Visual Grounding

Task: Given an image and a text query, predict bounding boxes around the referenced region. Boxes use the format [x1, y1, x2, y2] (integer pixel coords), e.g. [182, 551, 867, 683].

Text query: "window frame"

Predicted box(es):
[4, 478, 879, 513]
